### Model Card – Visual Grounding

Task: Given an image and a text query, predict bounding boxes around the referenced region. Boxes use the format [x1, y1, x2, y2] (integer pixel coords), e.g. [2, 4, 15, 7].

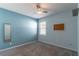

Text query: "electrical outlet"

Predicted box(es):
[69, 43, 73, 46]
[60, 41, 73, 46]
[9, 42, 12, 45]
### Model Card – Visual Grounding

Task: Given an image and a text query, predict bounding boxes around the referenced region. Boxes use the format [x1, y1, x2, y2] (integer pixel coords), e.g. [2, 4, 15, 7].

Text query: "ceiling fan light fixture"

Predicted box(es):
[36, 8, 43, 14]
[34, 3, 48, 14]
[37, 10, 43, 14]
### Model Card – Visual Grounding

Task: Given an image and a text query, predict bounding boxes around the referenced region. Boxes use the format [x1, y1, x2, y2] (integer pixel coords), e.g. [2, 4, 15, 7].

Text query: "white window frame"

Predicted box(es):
[39, 21, 46, 35]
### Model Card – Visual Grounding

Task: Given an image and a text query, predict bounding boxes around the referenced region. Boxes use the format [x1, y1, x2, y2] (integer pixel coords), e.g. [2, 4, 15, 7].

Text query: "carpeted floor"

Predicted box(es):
[0, 42, 77, 56]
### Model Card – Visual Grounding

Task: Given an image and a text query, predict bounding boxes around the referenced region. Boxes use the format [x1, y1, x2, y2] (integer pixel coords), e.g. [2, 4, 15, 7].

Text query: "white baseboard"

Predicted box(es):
[0, 40, 36, 52]
[38, 40, 77, 52]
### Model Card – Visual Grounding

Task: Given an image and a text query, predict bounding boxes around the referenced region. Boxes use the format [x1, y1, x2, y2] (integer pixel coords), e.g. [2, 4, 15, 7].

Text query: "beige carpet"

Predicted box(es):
[0, 42, 77, 56]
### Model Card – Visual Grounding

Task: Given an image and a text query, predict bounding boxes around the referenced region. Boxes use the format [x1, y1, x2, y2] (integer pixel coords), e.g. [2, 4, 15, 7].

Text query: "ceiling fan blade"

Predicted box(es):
[43, 10, 48, 13]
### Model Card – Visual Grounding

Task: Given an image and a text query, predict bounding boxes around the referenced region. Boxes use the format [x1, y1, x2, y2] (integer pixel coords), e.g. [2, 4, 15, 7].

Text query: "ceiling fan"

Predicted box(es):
[34, 3, 48, 14]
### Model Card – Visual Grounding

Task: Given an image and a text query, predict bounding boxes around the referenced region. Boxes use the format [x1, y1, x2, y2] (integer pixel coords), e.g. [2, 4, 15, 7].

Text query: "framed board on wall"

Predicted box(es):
[54, 23, 64, 30]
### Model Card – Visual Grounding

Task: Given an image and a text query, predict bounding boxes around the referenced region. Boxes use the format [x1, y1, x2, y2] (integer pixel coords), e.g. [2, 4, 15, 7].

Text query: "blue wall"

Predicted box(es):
[0, 8, 37, 50]
[39, 10, 77, 51]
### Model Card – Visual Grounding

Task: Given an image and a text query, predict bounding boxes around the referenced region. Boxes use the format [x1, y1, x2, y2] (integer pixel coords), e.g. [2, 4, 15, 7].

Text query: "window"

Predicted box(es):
[39, 21, 46, 35]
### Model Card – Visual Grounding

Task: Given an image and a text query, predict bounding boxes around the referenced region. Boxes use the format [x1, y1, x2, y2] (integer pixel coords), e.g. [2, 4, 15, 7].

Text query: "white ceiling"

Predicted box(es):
[0, 3, 77, 19]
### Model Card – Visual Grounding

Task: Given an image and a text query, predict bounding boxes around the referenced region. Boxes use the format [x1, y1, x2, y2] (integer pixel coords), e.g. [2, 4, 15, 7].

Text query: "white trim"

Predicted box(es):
[0, 40, 36, 52]
[39, 40, 77, 52]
